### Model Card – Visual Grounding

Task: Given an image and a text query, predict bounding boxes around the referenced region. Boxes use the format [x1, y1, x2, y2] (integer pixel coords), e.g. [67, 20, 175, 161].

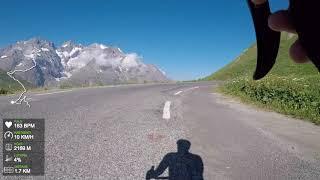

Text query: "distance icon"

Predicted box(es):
[3, 167, 14, 174]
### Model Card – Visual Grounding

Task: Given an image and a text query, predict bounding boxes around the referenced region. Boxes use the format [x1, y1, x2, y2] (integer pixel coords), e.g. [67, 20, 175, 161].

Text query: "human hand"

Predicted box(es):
[146, 166, 155, 180]
[251, 0, 308, 63]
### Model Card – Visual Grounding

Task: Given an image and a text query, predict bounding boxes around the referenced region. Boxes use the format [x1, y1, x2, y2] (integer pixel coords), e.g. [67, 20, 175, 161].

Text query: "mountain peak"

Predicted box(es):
[61, 40, 78, 48]
[88, 43, 110, 50]
[25, 37, 49, 44]
[16, 37, 55, 49]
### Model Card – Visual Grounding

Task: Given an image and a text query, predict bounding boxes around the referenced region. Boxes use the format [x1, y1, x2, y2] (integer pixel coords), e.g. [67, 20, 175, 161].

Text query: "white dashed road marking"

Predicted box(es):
[174, 91, 183, 95]
[174, 86, 199, 96]
[34, 90, 73, 96]
[185, 86, 199, 91]
[162, 101, 171, 120]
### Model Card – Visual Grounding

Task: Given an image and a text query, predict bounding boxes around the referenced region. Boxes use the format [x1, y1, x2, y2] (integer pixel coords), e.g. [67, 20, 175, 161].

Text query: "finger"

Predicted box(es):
[289, 39, 309, 63]
[251, 0, 267, 5]
[268, 10, 296, 33]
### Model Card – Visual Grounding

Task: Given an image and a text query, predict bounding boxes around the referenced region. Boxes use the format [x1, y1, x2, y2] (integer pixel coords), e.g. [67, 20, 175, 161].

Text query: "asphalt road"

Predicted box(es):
[0, 82, 320, 179]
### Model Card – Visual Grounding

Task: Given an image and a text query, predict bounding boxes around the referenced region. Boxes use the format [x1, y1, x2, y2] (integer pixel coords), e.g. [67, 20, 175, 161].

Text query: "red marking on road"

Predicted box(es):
[147, 133, 165, 142]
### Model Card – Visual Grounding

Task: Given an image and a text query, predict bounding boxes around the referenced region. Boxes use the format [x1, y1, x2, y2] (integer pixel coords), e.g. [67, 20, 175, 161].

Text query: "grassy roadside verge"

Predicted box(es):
[218, 75, 320, 125]
[203, 33, 320, 125]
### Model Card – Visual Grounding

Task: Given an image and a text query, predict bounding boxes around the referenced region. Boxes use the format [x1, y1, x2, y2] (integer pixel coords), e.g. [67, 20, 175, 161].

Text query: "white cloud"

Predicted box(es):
[121, 53, 141, 68]
[65, 46, 143, 73]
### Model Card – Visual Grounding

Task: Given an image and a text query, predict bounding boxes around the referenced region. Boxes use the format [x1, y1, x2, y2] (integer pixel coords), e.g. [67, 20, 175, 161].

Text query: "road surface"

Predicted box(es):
[0, 82, 320, 179]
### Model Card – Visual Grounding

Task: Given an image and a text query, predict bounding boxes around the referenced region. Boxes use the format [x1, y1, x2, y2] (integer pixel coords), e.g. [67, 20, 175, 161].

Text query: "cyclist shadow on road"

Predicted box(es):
[146, 139, 204, 180]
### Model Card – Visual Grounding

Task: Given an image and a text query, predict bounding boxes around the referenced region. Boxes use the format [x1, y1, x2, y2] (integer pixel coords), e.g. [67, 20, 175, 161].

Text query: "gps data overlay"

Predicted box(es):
[3, 119, 45, 176]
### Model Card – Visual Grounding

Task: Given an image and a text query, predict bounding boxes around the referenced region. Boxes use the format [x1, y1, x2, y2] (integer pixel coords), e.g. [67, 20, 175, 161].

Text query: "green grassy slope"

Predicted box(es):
[204, 33, 318, 80]
[0, 69, 34, 94]
[203, 33, 320, 125]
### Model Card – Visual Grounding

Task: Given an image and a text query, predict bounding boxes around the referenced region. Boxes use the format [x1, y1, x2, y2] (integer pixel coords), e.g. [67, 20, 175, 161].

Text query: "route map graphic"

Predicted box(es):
[6, 48, 40, 107]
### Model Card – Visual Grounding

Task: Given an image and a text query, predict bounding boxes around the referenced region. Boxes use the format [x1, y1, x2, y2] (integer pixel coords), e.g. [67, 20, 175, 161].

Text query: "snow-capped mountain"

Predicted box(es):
[0, 38, 64, 86]
[0, 38, 168, 87]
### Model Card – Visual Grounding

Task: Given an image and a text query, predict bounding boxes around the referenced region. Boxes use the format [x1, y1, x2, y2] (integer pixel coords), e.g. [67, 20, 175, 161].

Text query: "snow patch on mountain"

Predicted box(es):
[100, 44, 108, 49]
[159, 68, 166, 75]
[41, 48, 49, 52]
[62, 43, 69, 48]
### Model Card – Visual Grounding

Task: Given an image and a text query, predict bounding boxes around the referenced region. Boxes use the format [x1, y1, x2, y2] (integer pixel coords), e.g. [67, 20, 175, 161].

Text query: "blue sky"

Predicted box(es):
[0, 0, 288, 80]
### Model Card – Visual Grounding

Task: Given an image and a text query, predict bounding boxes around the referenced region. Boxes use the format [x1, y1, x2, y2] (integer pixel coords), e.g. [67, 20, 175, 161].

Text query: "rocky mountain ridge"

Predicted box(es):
[0, 38, 168, 87]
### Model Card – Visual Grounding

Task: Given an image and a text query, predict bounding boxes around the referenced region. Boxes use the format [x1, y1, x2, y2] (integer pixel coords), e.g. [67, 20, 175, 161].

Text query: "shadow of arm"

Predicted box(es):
[153, 154, 170, 177]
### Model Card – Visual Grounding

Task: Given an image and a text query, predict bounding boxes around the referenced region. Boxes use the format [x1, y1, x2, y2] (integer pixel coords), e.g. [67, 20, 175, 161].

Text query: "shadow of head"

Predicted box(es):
[177, 139, 191, 155]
